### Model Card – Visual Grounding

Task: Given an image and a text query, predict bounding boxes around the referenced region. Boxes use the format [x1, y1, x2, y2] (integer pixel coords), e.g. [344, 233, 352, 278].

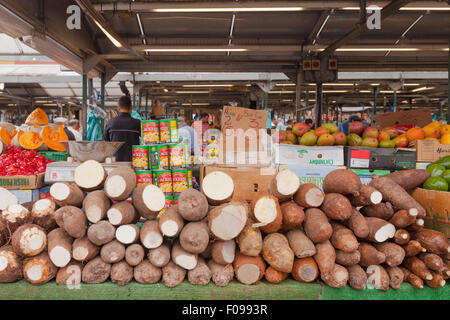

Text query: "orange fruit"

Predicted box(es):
[424, 137, 438, 140]
[429, 121, 442, 128]
[440, 134, 450, 144]
[406, 127, 425, 142]
[423, 124, 440, 138]
[440, 125, 450, 136]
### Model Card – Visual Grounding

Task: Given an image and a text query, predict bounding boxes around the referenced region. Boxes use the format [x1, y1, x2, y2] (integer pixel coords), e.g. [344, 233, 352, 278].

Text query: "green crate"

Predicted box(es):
[37, 151, 70, 162]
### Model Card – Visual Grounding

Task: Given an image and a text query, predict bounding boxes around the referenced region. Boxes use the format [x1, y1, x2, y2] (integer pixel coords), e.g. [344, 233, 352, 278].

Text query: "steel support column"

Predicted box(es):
[145, 92, 149, 119]
[373, 86, 378, 115]
[82, 74, 87, 140]
[295, 67, 302, 122]
[100, 72, 106, 133]
[448, 36, 450, 123]
[314, 83, 323, 128]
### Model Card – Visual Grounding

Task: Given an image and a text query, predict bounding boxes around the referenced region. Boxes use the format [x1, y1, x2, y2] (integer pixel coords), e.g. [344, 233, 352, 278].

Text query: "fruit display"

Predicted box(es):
[0, 145, 54, 176]
[422, 156, 450, 192]
[0, 108, 68, 152]
[276, 120, 450, 148]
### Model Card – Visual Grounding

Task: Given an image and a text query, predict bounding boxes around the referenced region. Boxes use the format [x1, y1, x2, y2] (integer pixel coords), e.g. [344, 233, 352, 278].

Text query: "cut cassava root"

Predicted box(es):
[11, 223, 47, 257]
[0, 245, 22, 283]
[251, 194, 282, 233]
[104, 166, 136, 201]
[74, 160, 107, 191]
[208, 202, 248, 240]
[202, 171, 234, 205]
[177, 189, 209, 221]
[23, 252, 57, 285]
[140, 220, 162, 249]
[233, 252, 265, 285]
[116, 224, 140, 245]
[269, 168, 300, 201]
[107, 201, 137, 226]
[293, 183, 324, 208]
[47, 228, 73, 267]
[211, 240, 235, 265]
[49, 183, 84, 207]
[132, 184, 166, 220]
[292, 257, 319, 283]
[82, 190, 111, 223]
[72, 236, 99, 262]
[348, 185, 382, 207]
[31, 199, 57, 231]
[159, 205, 184, 237]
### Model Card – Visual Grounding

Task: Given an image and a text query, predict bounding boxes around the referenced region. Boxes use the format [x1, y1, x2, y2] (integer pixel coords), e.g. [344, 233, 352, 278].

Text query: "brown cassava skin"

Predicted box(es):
[293, 183, 324, 208]
[313, 240, 335, 275]
[87, 220, 116, 246]
[286, 229, 316, 258]
[233, 252, 266, 285]
[348, 185, 382, 207]
[100, 240, 126, 264]
[0, 245, 23, 283]
[321, 264, 349, 288]
[404, 240, 425, 257]
[400, 267, 423, 289]
[187, 257, 211, 286]
[365, 217, 395, 243]
[47, 228, 73, 267]
[82, 190, 111, 223]
[418, 253, 444, 271]
[394, 229, 410, 245]
[21, 201, 35, 213]
[268, 169, 300, 201]
[1, 204, 32, 235]
[386, 266, 404, 290]
[11, 223, 47, 257]
[236, 220, 263, 257]
[291, 257, 319, 283]
[208, 202, 249, 240]
[251, 194, 282, 234]
[200, 242, 213, 260]
[72, 236, 99, 262]
[23, 252, 57, 285]
[51, 183, 85, 207]
[140, 220, 162, 248]
[369, 176, 425, 218]
[389, 210, 416, 228]
[374, 243, 405, 267]
[320, 193, 352, 221]
[31, 199, 57, 231]
[345, 208, 369, 239]
[56, 261, 83, 285]
[132, 185, 160, 220]
[439, 265, 450, 280]
[347, 264, 367, 290]
[57, 206, 87, 238]
[134, 260, 162, 284]
[208, 260, 234, 287]
[335, 249, 360, 266]
[178, 189, 209, 221]
[158, 205, 184, 237]
[383, 169, 430, 190]
[406, 222, 424, 233]
[148, 242, 171, 268]
[265, 266, 288, 284]
[361, 202, 395, 220]
[330, 222, 359, 253]
[262, 233, 294, 273]
[403, 256, 433, 280]
[323, 169, 362, 196]
[366, 265, 389, 291]
[304, 208, 332, 244]
[162, 261, 186, 288]
[110, 261, 134, 286]
[125, 244, 145, 266]
[211, 240, 235, 265]
[107, 201, 137, 226]
[179, 220, 210, 254]
[280, 201, 304, 231]
[412, 228, 449, 255]
[104, 166, 137, 201]
[358, 243, 386, 267]
[426, 271, 446, 288]
[81, 257, 111, 284]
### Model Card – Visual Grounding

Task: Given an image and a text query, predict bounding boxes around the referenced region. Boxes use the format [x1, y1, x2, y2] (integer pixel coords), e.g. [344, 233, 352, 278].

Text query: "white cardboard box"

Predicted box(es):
[274, 144, 345, 166]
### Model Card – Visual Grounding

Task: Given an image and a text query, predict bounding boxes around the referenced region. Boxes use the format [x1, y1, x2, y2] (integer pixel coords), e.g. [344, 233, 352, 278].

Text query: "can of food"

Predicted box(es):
[173, 197, 179, 205]
[135, 170, 153, 186]
[164, 196, 173, 208]
[159, 119, 178, 143]
[148, 144, 169, 170]
[132, 145, 149, 169]
[141, 120, 160, 144]
[188, 169, 193, 189]
[168, 143, 187, 168]
[153, 169, 173, 196]
[171, 169, 190, 197]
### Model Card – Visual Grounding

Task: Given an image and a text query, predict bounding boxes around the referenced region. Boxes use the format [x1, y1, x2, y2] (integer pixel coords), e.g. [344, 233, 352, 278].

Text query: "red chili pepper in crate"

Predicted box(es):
[0, 146, 51, 176]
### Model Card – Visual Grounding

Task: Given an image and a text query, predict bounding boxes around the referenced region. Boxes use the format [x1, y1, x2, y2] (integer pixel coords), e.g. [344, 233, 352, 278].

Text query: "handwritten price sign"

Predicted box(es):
[221, 106, 268, 132]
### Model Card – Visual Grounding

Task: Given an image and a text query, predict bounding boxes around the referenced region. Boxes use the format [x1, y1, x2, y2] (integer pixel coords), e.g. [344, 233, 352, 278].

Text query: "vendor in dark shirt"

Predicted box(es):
[104, 96, 141, 162]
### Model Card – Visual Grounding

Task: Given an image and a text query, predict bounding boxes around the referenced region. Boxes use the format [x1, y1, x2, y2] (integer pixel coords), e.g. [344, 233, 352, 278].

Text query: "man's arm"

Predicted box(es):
[104, 122, 110, 141]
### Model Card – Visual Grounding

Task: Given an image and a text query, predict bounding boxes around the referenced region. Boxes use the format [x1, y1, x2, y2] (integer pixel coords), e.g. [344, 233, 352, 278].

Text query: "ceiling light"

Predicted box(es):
[8, 104, 17, 107]
[154, 7, 304, 13]
[342, 6, 450, 11]
[163, 88, 169, 93]
[0, 83, 4, 90]
[182, 84, 234, 87]
[182, 103, 210, 106]
[175, 91, 210, 94]
[370, 83, 381, 86]
[358, 90, 372, 93]
[276, 83, 296, 86]
[145, 48, 247, 52]
[323, 90, 348, 93]
[411, 86, 435, 92]
[93, 20, 123, 48]
[269, 91, 295, 94]
[403, 83, 421, 86]
[380, 90, 396, 93]
[35, 100, 52, 103]
[282, 99, 293, 102]
[336, 48, 419, 52]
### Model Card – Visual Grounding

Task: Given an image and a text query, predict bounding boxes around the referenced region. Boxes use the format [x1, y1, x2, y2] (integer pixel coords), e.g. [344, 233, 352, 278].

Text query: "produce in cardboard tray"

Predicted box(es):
[421, 156, 450, 192]
[0, 145, 53, 176]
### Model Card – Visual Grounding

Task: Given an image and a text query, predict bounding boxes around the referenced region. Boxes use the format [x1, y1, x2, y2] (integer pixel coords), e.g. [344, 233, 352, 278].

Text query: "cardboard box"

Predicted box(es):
[39, 187, 51, 200]
[416, 162, 431, 169]
[274, 144, 345, 166]
[0, 173, 45, 190]
[414, 139, 450, 162]
[279, 165, 344, 190]
[412, 188, 450, 238]
[9, 189, 40, 204]
[371, 108, 432, 129]
[345, 147, 416, 170]
[349, 169, 391, 185]
[200, 165, 276, 202]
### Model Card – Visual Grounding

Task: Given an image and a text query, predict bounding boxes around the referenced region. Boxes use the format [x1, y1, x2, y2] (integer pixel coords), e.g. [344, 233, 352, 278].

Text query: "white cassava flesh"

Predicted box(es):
[160, 221, 179, 237]
[20, 227, 46, 255]
[209, 203, 248, 240]
[142, 185, 166, 211]
[202, 171, 234, 204]
[115, 225, 140, 245]
[74, 160, 106, 190]
[32, 199, 53, 217]
[49, 246, 71, 267]
[142, 232, 163, 249]
[0, 187, 18, 211]
[275, 169, 300, 198]
[304, 188, 324, 207]
[105, 175, 127, 198]
[107, 208, 123, 225]
[374, 224, 396, 242]
[49, 183, 70, 201]
[236, 264, 260, 285]
[27, 265, 43, 281]
[370, 192, 383, 205]
[221, 240, 235, 264]
[3, 204, 28, 222]
[254, 197, 277, 225]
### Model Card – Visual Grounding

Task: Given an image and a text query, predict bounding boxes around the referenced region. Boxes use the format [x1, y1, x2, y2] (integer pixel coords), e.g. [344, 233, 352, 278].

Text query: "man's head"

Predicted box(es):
[118, 95, 132, 113]
[68, 119, 80, 130]
[200, 113, 209, 123]
[177, 116, 186, 127]
[349, 115, 361, 122]
[305, 118, 313, 127]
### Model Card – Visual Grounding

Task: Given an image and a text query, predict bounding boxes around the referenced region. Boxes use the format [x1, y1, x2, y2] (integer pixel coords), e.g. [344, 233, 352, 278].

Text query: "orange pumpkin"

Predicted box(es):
[41, 125, 68, 151]
[0, 127, 17, 145]
[25, 108, 49, 125]
[19, 131, 44, 150]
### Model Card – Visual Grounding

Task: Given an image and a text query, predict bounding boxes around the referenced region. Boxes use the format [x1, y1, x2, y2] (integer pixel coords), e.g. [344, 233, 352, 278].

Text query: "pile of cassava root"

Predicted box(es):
[0, 161, 448, 290]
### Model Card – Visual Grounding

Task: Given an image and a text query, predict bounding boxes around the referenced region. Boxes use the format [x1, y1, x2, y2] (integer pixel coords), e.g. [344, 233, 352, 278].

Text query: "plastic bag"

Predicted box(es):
[86, 109, 103, 141]
[131, 108, 144, 121]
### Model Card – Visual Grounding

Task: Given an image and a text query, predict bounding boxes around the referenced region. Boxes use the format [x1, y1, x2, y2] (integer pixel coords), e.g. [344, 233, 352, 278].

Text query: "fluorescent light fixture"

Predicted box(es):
[370, 83, 381, 86]
[0, 83, 4, 90]
[94, 20, 122, 48]
[358, 90, 372, 93]
[308, 83, 357, 86]
[176, 91, 210, 94]
[154, 7, 304, 13]
[323, 90, 348, 93]
[182, 84, 234, 87]
[35, 100, 52, 103]
[403, 83, 420, 86]
[411, 86, 435, 92]
[163, 88, 169, 93]
[342, 6, 450, 11]
[276, 83, 296, 86]
[145, 48, 247, 52]
[336, 48, 419, 52]
[269, 91, 295, 94]
[182, 103, 210, 106]
[380, 90, 396, 93]
[43, 103, 57, 106]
